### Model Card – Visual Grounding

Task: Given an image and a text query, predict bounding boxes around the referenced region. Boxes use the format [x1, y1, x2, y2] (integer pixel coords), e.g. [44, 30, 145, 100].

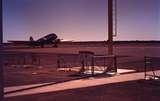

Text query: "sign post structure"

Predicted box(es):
[108, 0, 113, 55]
[0, 0, 4, 100]
[104, 0, 115, 73]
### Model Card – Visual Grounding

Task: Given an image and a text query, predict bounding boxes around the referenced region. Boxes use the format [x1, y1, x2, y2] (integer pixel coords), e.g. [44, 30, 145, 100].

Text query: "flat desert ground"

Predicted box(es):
[2, 43, 160, 101]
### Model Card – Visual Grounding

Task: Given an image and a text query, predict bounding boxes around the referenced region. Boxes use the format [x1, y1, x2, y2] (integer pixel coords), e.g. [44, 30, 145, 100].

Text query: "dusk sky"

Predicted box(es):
[3, 0, 160, 42]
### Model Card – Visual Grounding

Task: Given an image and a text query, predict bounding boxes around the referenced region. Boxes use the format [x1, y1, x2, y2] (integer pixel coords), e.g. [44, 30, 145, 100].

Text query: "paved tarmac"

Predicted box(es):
[5, 69, 155, 98]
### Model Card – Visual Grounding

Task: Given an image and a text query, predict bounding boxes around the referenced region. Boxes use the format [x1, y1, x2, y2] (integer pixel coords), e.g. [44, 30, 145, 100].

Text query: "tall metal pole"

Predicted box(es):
[103, 0, 114, 73]
[0, 0, 4, 100]
[108, 0, 113, 55]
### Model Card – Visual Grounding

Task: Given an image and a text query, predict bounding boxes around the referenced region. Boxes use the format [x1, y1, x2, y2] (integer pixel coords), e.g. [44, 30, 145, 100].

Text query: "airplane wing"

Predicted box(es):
[8, 40, 32, 45]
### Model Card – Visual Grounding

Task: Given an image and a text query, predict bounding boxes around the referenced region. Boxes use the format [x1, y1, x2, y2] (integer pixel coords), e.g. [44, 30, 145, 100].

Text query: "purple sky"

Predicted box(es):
[3, 0, 160, 42]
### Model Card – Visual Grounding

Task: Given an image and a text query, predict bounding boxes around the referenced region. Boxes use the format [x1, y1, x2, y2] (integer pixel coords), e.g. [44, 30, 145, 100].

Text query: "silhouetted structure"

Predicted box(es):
[0, 0, 4, 100]
[29, 36, 34, 48]
[29, 36, 34, 41]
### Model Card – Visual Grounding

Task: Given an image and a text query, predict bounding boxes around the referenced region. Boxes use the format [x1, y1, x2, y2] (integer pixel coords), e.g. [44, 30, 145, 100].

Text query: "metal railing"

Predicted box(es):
[57, 51, 117, 76]
[144, 56, 160, 79]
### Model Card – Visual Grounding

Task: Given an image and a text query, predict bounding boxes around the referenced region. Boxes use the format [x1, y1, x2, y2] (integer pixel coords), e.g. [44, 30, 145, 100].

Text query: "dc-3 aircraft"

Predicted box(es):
[8, 33, 60, 48]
